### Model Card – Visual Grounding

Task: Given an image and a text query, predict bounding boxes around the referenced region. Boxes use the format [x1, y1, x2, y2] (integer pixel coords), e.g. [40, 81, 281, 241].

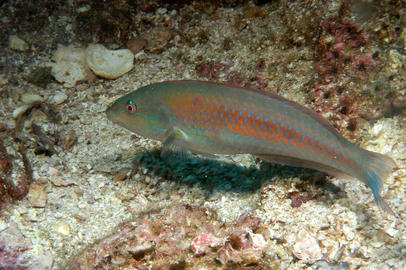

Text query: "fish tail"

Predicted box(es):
[361, 149, 397, 217]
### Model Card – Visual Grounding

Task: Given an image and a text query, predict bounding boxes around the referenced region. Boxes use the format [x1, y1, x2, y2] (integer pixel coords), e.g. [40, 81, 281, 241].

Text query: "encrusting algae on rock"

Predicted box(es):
[107, 80, 397, 216]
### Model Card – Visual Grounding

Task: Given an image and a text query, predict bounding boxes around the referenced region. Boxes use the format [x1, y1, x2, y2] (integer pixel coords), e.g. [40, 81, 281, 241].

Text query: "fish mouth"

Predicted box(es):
[106, 105, 118, 122]
[105, 106, 113, 120]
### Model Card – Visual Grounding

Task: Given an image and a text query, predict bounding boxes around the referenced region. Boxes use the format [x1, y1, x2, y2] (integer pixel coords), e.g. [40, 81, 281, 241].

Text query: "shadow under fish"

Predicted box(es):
[134, 149, 345, 208]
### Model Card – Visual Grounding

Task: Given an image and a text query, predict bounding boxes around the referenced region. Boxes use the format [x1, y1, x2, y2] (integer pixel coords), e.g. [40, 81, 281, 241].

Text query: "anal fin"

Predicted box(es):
[255, 154, 351, 179]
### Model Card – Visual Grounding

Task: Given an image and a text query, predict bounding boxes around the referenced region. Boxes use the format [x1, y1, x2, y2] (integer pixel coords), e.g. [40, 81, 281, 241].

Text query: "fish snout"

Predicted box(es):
[106, 105, 114, 121]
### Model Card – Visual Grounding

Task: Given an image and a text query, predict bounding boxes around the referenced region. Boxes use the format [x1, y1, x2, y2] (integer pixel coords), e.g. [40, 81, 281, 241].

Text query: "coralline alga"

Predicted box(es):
[67, 205, 271, 269]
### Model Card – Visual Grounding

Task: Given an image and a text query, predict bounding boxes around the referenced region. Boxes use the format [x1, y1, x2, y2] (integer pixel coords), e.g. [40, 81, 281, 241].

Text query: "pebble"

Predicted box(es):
[126, 36, 147, 54]
[51, 91, 68, 105]
[55, 222, 71, 235]
[28, 184, 47, 208]
[293, 229, 322, 263]
[0, 220, 8, 232]
[49, 166, 76, 186]
[384, 224, 399, 238]
[9, 35, 29, 51]
[51, 44, 88, 87]
[27, 208, 43, 222]
[113, 167, 132, 182]
[21, 93, 44, 104]
[145, 27, 173, 54]
[85, 44, 134, 79]
[191, 233, 224, 255]
[250, 232, 267, 249]
[13, 104, 34, 118]
[342, 225, 355, 241]
[110, 255, 126, 266]
[0, 224, 53, 269]
[156, 7, 167, 14]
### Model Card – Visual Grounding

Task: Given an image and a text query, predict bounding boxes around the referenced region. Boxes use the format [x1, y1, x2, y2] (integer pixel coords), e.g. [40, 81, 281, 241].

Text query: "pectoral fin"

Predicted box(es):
[161, 127, 217, 159]
[161, 127, 191, 159]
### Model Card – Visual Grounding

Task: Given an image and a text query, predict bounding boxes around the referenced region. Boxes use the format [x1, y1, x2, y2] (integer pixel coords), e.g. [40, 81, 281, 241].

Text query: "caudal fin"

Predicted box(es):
[362, 150, 397, 217]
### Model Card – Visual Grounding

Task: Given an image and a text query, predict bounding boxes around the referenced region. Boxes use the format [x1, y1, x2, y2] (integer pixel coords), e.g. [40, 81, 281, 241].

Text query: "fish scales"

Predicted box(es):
[107, 80, 396, 215]
[140, 83, 357, 173]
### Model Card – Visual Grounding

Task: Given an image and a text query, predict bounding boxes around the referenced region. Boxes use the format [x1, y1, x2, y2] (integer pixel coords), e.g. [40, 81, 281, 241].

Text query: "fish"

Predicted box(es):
[107, 80, 396, 215]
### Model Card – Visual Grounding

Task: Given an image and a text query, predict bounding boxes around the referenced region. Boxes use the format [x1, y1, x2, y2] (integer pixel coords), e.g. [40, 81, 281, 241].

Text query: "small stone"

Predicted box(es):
[52, 91, 67, 105]
[384, 226, 398, 238]
[113, 167, 132, 182]
[49, 167, 76, 186]
[191, 233, 224, 255]
[115, 190, 135, 201]
[21, 93, 44, 104]
[342, 225, 355, 241]
[13, 104, 33, 118]
[28, 184, 47, 208]
[127, 240, 154, 259]
[293, 229, 322, 263]
[9, 35, 29, 51]
[110, 255, 126, 266]
[156, 7, 167, 14]
[229, 231, 251, 250]
[51, 44, 88, 87]
[27, 208, 43, 222]
[126, 36, 147, 54]
[145, 27, 173, 54]
[86, 44, 134, 79]
[54, 222, 70, 235]
[0, 220, 7, 232]
[64, 130, 78, 151]
[250, 233, 267, 249]
[0, 224, 53, 269]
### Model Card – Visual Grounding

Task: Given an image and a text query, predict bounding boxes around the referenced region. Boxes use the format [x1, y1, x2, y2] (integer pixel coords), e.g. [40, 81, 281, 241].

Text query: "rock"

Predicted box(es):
[191, 233, 224, 255]
[21, 93, 44, 104]
[113, 167, 132, 182]
[12, 105, 31, 119]
[51, 45, 88, 87]
[51, 91, 68, 105]
[293, 229, 322, 263]
[27, 208, 43, 222]
[64, 130, 78, 151]
[48, 166, 76, 186]
[126, 36, 147, 54]
[0, 223, 53, 269]
[127, 240, 155, 258]
[85, 44, 134, 79]
[342, 225, 355, 241]
[9, 35, 29, 51]
[145, 27, 173, 54]
[55, 222, 70, 235]
[250, 232, 267, 249]
[28, 184, 47, 208]
[313, 260, 349, 270]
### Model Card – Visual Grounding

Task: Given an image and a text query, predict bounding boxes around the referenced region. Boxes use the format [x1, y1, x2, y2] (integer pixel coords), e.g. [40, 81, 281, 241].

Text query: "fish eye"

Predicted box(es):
[126, 100, 137, 113]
